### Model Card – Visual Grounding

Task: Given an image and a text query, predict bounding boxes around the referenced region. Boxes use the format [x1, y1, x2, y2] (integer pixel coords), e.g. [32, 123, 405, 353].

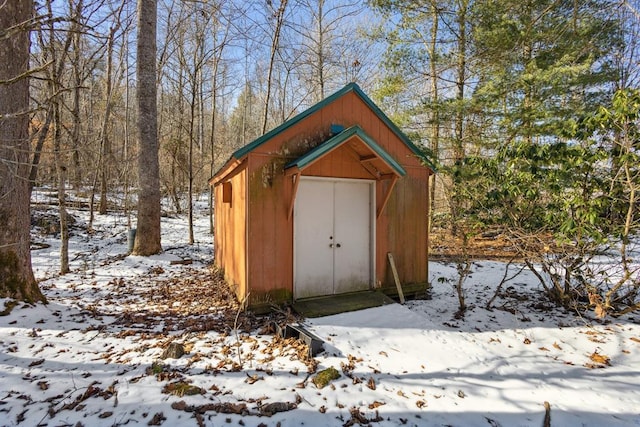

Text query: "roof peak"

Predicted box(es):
[217, 83, 434, 177]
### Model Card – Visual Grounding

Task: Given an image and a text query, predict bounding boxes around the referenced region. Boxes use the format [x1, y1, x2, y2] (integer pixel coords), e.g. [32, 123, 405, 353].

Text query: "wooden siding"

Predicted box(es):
[214, 167, 247, 302]
[375, 167, 430, 287]
[301, 143, 377, 179]
[246, 152, 294, 306]
[251, 91, 425, 170]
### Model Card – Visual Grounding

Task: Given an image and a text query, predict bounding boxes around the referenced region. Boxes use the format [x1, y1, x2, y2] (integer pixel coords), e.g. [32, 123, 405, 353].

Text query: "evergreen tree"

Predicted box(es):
[472, 0, 622, 145]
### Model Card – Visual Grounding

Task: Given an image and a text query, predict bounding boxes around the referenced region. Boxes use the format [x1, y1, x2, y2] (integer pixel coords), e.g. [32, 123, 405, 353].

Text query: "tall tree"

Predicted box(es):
[133, 0, 162, 255]
[208, 2, 232, 234]
[472, 0, 622, 145]
[38, 0, 89, 274]
[463, 1, 630, 313]
[295, 0, 363, 102]
[262, 0, 289, 134]
[180, 1, 210, 245]
[370, 0, 475, 227]
[0, 0, 46, 302]
[617, 1, 640, 89]
[229, 84, 261, 149]
[98, 14, 121, 215]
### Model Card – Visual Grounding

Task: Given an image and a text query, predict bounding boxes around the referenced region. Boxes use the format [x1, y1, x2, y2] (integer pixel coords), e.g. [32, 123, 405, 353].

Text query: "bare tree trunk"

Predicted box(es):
[454, 1, 467, 159]
[170, 60, 185, 215]
[209, 56, 218, 235]
[29, 0, 78, 195]
[316, 0, 325, 101]
[187, 20, 206, 245]
[56, 151, 70, 274]
[296, 0, 363, 103]
[428, 0, 440, 228]
[450, 0, 468, 236]
[99, 25, 118, 215]
[262, 0, 289, 134]
[0, 0, 46, 302]
[123, 8, 132, 228]
[88, 149, 101, 230]
[133, 0, 162, 255]
[208, 51, 224, 235]
[188, 79, 196, 245]
[71, 20, 83, 190]
[28, 106, 53, 194]
[47, 0, 71, 274]
[207, 6, 231, 230]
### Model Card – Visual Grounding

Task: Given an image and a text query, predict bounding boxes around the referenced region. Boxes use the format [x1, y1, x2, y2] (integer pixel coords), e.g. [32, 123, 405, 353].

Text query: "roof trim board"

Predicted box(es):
[284, 125, 406, 177]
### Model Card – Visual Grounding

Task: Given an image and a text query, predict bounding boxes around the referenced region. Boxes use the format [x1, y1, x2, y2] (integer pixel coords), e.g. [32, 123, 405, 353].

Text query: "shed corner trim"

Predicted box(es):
[211, 157, 248, 186]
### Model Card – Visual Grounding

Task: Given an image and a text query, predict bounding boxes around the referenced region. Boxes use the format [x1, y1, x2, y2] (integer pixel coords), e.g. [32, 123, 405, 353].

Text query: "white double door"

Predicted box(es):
[294, 177, 373, 299]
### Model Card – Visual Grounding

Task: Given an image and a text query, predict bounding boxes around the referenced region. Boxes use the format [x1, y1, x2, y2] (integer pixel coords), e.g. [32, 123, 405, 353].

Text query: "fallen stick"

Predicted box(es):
[543, 401, 551, 427]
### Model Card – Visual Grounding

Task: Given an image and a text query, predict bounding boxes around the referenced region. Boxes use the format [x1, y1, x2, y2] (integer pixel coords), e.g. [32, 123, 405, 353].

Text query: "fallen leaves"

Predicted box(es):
[45, 382, 118, 417]
[343, 407, 383, 427]
[109, 267, 275, 337]
[590, 351, 611, 365]
[28, 358, 44, 367]
[259, 401, 297, 416]
[368, 400, 385, 409]
[245, 373, 264, 384]
[171, 399, 297, 417]
[588, 292, 607, 319]
[585, 350, 611, 369]
[16, 220, 640, 427]
[581, 330, 607, 344]
[147, 412, 166, 426]
[366, 377, 376, 390]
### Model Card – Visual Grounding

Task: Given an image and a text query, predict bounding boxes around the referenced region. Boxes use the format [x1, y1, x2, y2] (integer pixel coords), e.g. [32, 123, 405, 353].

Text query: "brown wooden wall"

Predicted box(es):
[245, 153, 293, 306]
[214, 167, 247, 302]
[375, 168, 430, 287]
[301, 145, 377, 179]
[238, 90, 430, 308]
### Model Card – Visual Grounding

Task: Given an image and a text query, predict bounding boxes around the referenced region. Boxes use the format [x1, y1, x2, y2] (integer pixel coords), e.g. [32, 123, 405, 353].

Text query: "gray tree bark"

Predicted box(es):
[0, 0, 46, 302]
[133, 0, 162, 255]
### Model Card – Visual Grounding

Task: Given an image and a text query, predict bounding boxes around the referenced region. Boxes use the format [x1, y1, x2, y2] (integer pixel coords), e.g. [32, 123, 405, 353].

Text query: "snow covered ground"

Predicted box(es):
[1, 191, 639, 426]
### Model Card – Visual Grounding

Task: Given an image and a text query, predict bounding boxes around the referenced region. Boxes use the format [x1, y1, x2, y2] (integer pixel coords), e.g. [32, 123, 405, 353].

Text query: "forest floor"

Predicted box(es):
[0, 189, 639, 426]
[429, 226, 534, 261]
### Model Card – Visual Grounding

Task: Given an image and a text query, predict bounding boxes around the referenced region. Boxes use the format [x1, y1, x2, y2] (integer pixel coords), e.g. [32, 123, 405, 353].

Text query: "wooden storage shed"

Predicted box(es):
[210, 83, 434, 311]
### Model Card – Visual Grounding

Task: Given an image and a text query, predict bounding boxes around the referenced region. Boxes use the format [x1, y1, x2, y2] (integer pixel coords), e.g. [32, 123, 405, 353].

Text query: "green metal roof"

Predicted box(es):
[226, 83, 435, 171]
[285, 125, 406, 177]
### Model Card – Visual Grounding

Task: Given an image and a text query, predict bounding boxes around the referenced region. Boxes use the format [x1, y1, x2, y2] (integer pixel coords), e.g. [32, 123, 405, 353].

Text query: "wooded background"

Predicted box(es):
[1, 0, 639, 315]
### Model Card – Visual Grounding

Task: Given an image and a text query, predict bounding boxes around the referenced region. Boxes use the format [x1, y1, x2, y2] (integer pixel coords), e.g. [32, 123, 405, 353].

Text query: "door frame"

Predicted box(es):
[293, 176, 376, 299]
